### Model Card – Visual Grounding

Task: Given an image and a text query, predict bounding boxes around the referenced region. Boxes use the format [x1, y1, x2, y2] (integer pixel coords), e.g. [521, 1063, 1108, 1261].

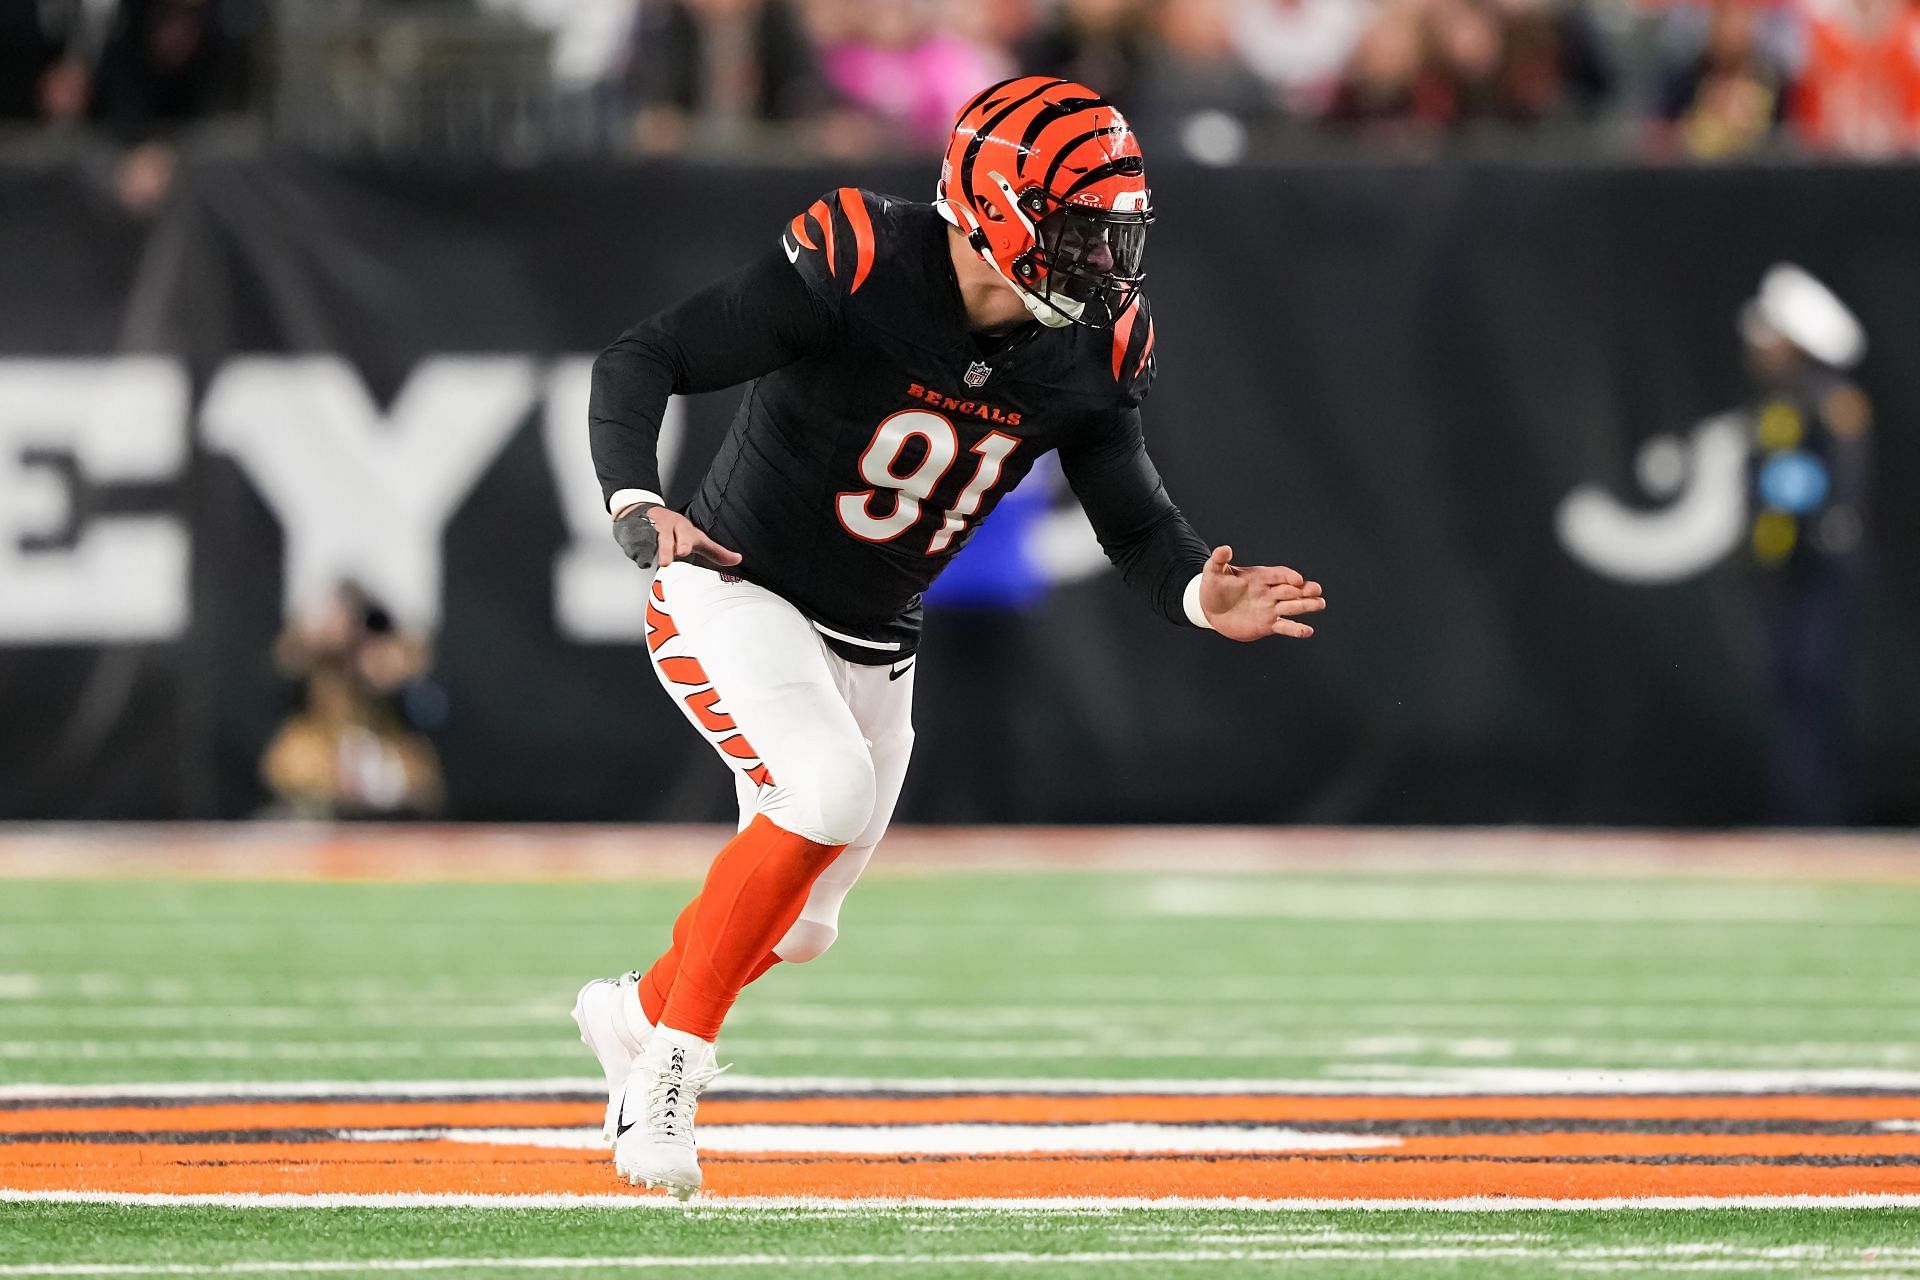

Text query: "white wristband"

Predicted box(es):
[609, 488, 665, 517]
[1182, 573, 1213, 630]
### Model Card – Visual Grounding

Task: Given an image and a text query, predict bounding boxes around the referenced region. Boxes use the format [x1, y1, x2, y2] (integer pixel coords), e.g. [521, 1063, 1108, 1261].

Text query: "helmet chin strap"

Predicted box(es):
[941, 185, 1087, 330]
[979, 172, 1079, 328]
[1020, 287, 1082, 328]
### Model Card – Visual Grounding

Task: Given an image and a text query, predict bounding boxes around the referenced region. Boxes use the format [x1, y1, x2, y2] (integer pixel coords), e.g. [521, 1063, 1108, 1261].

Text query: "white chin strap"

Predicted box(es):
[1021, 286, 1082, 328]
[938, 189, 1085, 330]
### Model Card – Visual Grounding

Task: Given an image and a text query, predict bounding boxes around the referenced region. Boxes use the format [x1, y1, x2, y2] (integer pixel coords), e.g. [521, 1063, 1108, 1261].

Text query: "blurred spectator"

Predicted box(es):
[628, 0, 825, 153]
[1235, 0, 1374, 115]
[1019, 0, 1150, 103]
[4, 0, 252, 134]
[90, 0, 252, 142]
[96, 0, 252, 211]
[263, 582, 446, 820]
[1326, 2, 1433, 129]
[0, 0, 87, 125]
[1655, 0, 1797, 159]
[1496, 0, 1612, 119]
[0, 0, 251, 214]
[953, 0, 1049, 69]
[13, 0, 1920, 164]
[1131, 0, 1273, 157]
[806, 0, 1013, 149]
[485, 0, 642, 89]
[1426, 0, 1509, 120]
[1327, 0, 1612, 137]
[1793, 0, 1920, 155]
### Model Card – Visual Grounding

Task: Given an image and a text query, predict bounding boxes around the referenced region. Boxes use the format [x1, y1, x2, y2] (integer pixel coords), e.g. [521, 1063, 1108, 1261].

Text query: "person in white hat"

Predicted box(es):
[1737, 263, 1871, 825]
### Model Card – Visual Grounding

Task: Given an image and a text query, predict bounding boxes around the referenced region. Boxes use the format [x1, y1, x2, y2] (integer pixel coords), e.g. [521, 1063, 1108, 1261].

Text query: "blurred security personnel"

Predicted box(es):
[1738, 264, 1870, 825]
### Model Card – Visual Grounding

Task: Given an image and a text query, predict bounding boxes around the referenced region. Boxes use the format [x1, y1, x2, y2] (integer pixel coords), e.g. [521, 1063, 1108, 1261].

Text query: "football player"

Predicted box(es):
[574, 77, 1326, 1198]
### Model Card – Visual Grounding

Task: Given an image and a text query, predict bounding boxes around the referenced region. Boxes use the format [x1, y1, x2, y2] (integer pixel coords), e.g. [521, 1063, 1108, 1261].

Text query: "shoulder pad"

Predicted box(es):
[781, 187, 886, 305]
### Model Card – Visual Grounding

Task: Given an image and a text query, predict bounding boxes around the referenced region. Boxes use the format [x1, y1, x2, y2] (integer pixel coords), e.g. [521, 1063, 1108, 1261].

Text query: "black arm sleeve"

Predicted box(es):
[589, 246, 839, 508]
[1057, 407, 1211, 627]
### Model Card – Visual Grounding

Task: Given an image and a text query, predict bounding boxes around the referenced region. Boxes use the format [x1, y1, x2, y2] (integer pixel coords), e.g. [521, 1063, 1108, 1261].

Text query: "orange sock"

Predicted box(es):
[649, 814, 842, 1040]
[637, 899, 698, 1025]
[637, 901, 783, 1026]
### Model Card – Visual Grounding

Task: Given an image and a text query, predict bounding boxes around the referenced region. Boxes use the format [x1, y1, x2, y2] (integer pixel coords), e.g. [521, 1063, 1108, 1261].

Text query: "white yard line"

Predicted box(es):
[1559, 1265, 1920, 1276]
[16, 1002, 1919, 1037]
[1170, 1231, 1557, 1243]
[10, 1038, 1920, 1068]
[0, 1078, 608, 1101]
[0, 1008, 567, 1030]
[6, 1068, 1920, 1102]
[1144, 877, 1896, 924]
[18, 1003, 1916, 1031]
[0, 1043, 585, 1062]
[8, 1190, 1920, 1211]
[693, 1039, 1920, 1065]
[340, 1125, 1398, 1155]
[3, 1244, 1920, 1275]
[1314, 1066, 1920, 1091]
[16, 972, 1918, 1005]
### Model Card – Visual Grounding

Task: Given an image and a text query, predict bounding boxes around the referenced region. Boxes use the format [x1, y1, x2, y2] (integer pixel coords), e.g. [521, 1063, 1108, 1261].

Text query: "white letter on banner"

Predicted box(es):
[1555, 413, 1750, 584]
[201, 356, 536, 630]
[0, 358, 190, 643]
[542, 356, 686, 642]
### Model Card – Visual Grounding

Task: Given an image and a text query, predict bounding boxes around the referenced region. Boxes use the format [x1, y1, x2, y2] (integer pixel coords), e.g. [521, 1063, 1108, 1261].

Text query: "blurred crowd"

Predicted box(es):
[1, 0, 252, 140]
[4, 0, 1920, 167]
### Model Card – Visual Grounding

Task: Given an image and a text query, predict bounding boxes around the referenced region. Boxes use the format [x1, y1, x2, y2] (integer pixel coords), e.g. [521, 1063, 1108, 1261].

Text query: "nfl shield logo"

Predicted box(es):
[963, 360, 992, 388]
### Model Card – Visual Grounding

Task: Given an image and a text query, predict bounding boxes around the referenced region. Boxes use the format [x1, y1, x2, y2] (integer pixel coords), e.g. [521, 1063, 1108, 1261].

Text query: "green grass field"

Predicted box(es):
[3, 840, 1919, 1276]
[5, 1204, 1919, 1277]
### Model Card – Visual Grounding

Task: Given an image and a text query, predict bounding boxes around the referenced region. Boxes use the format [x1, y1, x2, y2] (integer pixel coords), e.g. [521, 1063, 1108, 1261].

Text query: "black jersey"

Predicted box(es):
[590, 187, 1209, 663]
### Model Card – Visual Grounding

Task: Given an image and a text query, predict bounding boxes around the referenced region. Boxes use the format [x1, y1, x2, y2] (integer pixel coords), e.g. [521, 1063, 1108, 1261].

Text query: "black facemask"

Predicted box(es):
[1028, 201, 1152, 329]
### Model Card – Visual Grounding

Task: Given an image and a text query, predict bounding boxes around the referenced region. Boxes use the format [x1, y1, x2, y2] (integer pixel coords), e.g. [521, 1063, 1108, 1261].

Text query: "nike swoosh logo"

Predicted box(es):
[782, 237, 800, 263]
[889, 660, 914, 682]
[614, 1082, 645, 1143]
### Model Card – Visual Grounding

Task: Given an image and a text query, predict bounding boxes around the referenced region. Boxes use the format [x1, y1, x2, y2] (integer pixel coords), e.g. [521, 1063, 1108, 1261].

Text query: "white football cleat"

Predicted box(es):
[612, 1030, 729, 1200]
[570, 971, 651, 1144]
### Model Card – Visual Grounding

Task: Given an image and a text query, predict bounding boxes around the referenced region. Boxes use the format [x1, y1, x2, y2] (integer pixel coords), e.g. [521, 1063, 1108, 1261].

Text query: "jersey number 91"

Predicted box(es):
[835, 410, 1021, 555]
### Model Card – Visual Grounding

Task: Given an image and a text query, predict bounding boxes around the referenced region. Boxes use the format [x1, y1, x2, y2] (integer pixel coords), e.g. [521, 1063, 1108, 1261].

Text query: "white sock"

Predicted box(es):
[614, 989, 654, 1054]
[652, 1024, 716, 1065]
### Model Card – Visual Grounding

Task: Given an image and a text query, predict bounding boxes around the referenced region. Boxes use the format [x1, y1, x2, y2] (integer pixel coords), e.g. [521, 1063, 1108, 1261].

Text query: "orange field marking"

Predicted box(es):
[4, 1140, 1920, 1200]
[0, 1101, 597, 1136]
[1393, 1133, 1920, 1158]
[700, 1157, 1920, 1201]
[6, 1091, 1919, 1202]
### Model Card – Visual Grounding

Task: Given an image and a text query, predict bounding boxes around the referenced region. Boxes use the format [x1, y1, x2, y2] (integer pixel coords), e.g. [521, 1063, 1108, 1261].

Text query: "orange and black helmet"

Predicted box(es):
[937, 77, 1151, 330]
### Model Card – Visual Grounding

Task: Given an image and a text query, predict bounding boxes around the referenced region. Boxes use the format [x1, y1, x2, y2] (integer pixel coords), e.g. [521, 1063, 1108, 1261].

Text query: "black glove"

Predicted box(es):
[612, 503, 661, 571]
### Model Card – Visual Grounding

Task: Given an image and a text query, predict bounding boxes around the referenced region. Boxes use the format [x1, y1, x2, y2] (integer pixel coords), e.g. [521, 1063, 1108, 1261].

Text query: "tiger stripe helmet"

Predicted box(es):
[937, 77, 1151, 331]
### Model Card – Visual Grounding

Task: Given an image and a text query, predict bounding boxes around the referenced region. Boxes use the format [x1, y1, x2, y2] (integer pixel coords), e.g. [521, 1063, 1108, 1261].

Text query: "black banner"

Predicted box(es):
[4, 158, 1919, 824]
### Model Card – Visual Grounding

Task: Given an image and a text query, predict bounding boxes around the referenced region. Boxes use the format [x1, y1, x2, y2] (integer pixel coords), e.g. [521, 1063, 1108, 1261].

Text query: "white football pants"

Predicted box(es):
[644, 562, 915, 964]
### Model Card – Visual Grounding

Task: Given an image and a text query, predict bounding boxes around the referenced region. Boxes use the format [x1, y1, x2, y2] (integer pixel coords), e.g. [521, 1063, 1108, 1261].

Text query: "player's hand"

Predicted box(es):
[1196, 545, 1325, 641]
[612, 503, 743, 571]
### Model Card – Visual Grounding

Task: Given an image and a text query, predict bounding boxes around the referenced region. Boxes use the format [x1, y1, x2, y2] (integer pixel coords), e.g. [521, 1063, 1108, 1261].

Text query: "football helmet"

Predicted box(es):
[937, 77, 1152, 330]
